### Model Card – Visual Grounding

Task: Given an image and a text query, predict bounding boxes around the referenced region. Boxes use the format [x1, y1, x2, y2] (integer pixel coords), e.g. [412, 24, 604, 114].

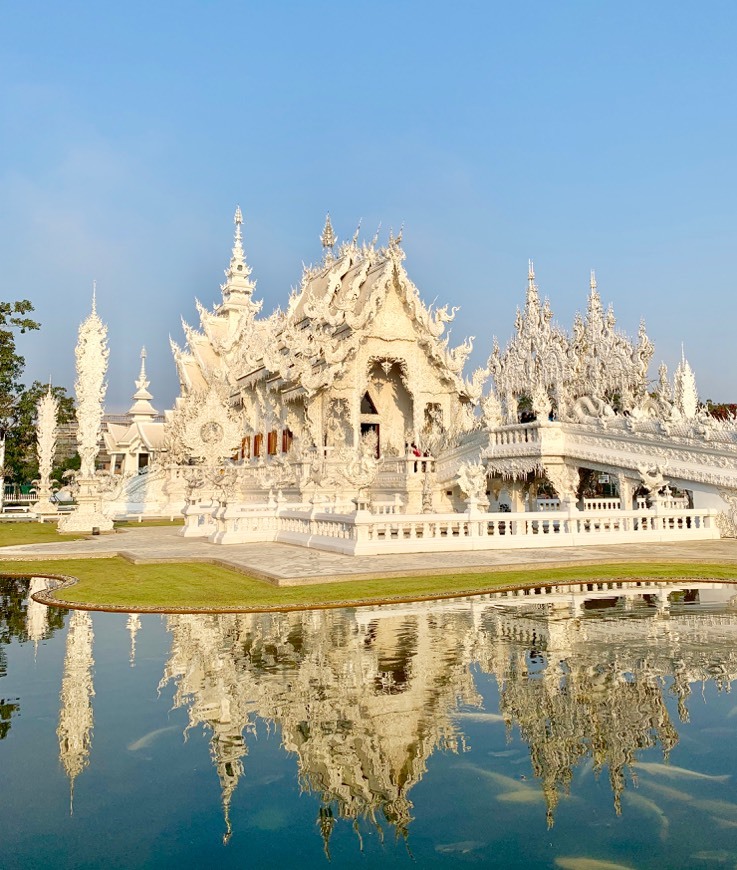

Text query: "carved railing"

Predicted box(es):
[185, 499, 719, 553]
[583, 497, 622, 511]
[490, 424, 540, 446]
[3, 486, 38, 504]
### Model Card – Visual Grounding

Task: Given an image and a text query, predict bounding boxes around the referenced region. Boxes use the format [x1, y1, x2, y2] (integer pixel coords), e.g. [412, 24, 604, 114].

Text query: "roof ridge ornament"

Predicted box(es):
[136, 346, 149, 392]
[320, 213, 337, 251]
[220, 206, 257, 310]
[371, 222, 382, 248]
[351, 219, 362, 246]
[128, 345, 158, 419]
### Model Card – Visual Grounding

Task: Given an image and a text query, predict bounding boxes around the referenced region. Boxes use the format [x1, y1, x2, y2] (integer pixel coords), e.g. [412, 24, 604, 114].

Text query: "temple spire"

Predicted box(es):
[220, 206, 257, 310]
[674, 344, 699, 419]
[590, 269, 597, 292]
[526, 259, 539, 306]
[320, 213, 336, 251]
[91, 280, 97, 315]
[127, 346, 158, 420]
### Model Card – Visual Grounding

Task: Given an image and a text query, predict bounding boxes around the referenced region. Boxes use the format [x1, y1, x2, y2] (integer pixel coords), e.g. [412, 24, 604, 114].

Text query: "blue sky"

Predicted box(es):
[1, 1, 735, 410]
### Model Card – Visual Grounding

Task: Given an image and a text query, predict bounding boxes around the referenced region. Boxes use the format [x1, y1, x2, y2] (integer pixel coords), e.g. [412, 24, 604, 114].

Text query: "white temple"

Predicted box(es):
[72, 209, 737, 551]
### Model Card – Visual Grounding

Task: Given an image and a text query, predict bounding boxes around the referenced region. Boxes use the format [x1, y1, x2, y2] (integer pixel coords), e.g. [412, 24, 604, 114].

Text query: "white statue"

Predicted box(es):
[456, 461, 488, 507]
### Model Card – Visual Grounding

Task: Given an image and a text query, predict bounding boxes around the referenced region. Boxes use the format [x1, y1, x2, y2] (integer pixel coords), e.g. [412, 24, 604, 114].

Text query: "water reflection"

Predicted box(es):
[154, 581, 737, 847]
[57, 610, 95, 809]
[4, 576, 737, 863]
[160, 607, 477, 848]
[0, 575, 65, 739]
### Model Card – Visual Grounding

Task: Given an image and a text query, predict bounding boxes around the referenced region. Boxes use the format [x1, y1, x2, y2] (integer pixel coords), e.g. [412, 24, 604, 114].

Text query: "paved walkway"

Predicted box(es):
[1, 526, 736, 585]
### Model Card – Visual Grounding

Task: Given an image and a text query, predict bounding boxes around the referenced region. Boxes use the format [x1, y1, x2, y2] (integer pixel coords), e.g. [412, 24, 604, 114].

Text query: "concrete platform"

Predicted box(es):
[1, 526, 736, 585]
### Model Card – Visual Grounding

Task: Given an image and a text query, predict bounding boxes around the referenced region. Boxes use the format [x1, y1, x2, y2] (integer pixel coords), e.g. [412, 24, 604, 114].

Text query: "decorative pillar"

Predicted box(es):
[33, 386, 60, 520]
[615, 472, 639, 511]
[543, 462, 580, 509]
[58, 289, 114, 533]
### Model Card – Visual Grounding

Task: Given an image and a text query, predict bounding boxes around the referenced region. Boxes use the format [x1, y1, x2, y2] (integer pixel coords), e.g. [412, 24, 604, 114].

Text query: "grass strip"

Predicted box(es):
[4, 557, 737, 612]
[0, 523, 86, 546]
[0, 517, 182, 547]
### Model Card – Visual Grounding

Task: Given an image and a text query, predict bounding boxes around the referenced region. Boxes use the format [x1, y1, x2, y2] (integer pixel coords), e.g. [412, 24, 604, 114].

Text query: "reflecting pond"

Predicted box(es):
[2, 577, 737, 868]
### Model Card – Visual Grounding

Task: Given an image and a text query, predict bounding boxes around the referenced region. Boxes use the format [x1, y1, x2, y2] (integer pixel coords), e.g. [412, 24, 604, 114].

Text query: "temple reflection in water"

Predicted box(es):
[52, 580, 737, 849]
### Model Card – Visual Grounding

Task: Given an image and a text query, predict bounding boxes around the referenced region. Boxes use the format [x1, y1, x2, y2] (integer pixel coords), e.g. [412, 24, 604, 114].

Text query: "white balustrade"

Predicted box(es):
[492, 425, 540, 447]
[186, 495, 719, 555]
[583, 497, 622, 511]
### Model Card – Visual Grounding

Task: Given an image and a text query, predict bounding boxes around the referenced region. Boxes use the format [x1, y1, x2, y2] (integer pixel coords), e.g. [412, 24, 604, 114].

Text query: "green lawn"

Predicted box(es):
[113, 518, 184, 528]
[0, 517, 182, 547]
[5, 556, 737, 612]
[0, 522, 86, 546]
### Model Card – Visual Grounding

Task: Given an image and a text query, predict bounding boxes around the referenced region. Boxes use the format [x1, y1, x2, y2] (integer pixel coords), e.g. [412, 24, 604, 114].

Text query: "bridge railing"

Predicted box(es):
[184, 499, 719, 553]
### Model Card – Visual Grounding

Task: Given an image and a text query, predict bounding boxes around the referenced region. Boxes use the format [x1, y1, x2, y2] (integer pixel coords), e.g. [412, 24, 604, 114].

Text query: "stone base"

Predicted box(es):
[57, 478, 115, 534]
[32, 500, 59, 523]
[57, 508, 114, 534]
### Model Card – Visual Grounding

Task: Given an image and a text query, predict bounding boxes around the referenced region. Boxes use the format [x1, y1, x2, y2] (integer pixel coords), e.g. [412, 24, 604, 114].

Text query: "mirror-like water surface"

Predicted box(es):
[2, 577, 737, 869]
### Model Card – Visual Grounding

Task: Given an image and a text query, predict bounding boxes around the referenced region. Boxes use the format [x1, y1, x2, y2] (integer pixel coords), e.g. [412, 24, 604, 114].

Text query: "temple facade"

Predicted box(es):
[92, 209, 737, 551]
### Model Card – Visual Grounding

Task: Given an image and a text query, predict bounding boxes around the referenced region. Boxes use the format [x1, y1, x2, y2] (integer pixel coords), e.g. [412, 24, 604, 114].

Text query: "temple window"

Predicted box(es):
[241, 436, 251, 459]
[282, 428, 293, 453]
[254, 434, 263, 457]
[267, 430, 278, 455]
[361, 392, 378, 414]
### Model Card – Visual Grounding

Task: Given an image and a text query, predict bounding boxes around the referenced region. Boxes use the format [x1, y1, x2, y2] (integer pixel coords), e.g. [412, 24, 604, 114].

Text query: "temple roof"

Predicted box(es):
[171, 215, 476, 403]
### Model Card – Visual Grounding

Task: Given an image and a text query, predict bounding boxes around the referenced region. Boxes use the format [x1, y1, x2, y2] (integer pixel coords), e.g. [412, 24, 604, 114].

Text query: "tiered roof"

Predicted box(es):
[172, 212, 475, 401]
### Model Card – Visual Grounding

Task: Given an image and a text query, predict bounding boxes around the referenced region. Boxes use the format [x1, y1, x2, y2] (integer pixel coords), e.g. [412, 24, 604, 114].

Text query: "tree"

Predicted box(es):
[0, 301, 40, 502]
[4, 381, 76, 486]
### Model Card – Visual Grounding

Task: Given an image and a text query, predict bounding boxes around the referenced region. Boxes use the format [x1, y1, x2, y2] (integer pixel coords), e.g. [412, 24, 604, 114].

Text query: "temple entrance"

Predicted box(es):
[362, 361, 413, 457]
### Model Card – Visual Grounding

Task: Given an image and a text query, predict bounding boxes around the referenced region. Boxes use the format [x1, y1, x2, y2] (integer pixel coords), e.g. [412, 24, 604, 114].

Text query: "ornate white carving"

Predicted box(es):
[165, 386, 243, 467]
[35, 386, 59, 507]
[58, 293, 114, 533]
[456, 461, 488, 507]
[637, 464, 667, 494]
[480, 388, 503, 429]
[674, 347, 699, 420]
[74, 293, 108, 479]
[569, 275, 653, 412]
[570, 395, 615, 424]
[544, 463, 580, 504]
[716, 490, 737, 538]
[489, 262, 570, 422]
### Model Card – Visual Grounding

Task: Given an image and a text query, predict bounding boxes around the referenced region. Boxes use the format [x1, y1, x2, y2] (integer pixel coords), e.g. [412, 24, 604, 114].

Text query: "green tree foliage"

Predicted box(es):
[4, 382, 76, 485]
[0, 575, 66, 739]
[0, 301, 41, 497]
[0, 300, 40, 437]
[705, 401, 737, 420]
